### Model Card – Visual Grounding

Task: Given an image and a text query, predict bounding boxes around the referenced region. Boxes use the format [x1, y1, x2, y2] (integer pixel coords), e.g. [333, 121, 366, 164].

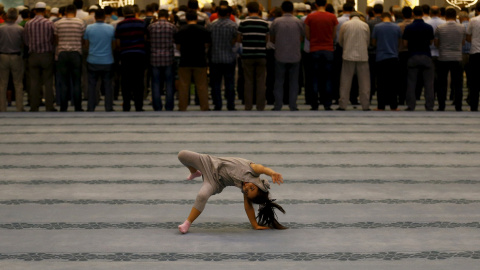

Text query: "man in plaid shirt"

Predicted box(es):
[207, 6, 238, 111]
[24, 2, 56, 112]
[148, 9, 177, 111]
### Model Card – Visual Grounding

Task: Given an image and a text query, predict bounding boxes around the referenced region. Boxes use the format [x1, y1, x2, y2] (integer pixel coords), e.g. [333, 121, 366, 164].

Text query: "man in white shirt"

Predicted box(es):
[74, 0, 88, 19]
[425, 6, 445, 98]
[337, 12, 370, 111]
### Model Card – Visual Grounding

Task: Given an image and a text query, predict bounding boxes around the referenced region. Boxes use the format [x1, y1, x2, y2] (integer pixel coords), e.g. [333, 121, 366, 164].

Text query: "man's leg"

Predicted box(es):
[406, 56, 420, 111]
[224, 61, 236, 111]
[450, 61, 464, 111]
[120, 55, 132, 111]
[11, 55, 24, 111]
[40, 53, 55, 111]
[255, 58, 267, 111]
[388, 58, 400, 110]
[210, 63, 222, 110]
[273, 60, 286, 110]
[102, 64, 114, 112]
[376, 59, 387, 110]
[165, 65, 175, 111]
[71, 52, 83, 111]
[310, 52, 321, 110]
[398, 51, 409, 105]
[0, 55, 9, 112]
[57, 52, 70, 111]
[321, 51, 334, 110]
[288, 62, 300, 111]
[28, 53, 41, 111]
[193, 67, 210, 111]
[436, 61, 449, 111]
[422, 56, 435, 111]
[469, 54, 480, 111]
[178, 67, 192, 111]
[151, 66, 162, 111]
[242, 59, 255, 110]
[87, 63, 99, 112]
[357, 61, 371, 110]
[338, 60, 355, 110]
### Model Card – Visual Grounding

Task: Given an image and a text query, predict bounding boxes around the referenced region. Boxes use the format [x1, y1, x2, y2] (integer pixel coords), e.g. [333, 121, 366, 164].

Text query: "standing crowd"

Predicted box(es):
[1, 0, 480, 112]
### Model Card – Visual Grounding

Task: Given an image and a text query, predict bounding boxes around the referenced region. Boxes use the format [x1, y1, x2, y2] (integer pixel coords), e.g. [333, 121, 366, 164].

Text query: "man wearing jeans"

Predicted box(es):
[270, 1, 304, 111]
[304, 0, 338, 110]
[83, 9, 115, 112]
[148, 9, 177, 111]
[371, 12, 402, 111]
[403, 6, 435, 111]
[54, 5, 85, 111]
[208, 5, 238, 111]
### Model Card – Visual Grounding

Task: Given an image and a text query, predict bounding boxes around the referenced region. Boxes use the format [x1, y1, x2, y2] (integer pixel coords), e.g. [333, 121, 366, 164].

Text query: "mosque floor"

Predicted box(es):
[0, 105, 479, 269]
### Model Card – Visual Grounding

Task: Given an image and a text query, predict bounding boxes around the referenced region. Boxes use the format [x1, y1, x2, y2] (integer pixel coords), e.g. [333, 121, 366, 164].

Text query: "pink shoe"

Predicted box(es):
[187, 170, 202, 180]
[178, 220, 191, 234]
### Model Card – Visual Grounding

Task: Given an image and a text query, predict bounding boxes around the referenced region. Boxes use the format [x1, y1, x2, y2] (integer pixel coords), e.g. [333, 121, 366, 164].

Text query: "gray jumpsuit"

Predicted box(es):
[177, 150, 270, 212]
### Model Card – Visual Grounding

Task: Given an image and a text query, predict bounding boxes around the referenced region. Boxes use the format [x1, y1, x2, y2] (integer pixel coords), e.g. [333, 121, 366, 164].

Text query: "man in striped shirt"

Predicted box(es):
[434, 7, 465, 111]
[115, 5, 147, 112]
[238, 1, 269, 111]
[54, 5, 86, 112]
[24, 2, 56, 112]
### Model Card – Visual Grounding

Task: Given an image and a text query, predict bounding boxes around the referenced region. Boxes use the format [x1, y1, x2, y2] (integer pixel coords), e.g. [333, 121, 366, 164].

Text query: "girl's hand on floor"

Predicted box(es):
[254, 225, 270, 230]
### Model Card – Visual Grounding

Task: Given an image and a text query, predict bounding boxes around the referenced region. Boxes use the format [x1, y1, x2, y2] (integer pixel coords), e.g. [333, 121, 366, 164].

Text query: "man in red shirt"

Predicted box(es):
[305, 0, 338, 110]
[209, 1, 236, 22]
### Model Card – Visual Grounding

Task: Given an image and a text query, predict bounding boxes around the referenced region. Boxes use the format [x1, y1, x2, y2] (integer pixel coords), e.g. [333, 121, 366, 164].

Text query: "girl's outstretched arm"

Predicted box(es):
[250, 163, 284, 185]
[244, 194, 269, 230]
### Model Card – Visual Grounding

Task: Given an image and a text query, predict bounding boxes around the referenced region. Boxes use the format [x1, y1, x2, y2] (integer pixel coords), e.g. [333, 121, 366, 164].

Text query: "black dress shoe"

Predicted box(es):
[336, 107, 345, 111]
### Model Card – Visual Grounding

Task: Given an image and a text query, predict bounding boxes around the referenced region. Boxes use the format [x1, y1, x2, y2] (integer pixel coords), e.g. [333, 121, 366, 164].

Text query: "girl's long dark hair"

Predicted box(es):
[250, 189, 287, 230]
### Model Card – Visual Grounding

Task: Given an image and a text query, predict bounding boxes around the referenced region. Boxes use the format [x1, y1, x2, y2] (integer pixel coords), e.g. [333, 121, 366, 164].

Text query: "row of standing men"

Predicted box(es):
[0, 0, 479, 111]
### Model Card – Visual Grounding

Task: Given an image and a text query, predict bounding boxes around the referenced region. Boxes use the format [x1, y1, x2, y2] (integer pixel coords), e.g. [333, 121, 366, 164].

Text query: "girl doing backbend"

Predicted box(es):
[177, 150, 287, 234]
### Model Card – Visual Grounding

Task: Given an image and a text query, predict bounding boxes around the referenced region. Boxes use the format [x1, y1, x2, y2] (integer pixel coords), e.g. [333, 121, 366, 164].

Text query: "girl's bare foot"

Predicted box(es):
[187, 170, 202, 180]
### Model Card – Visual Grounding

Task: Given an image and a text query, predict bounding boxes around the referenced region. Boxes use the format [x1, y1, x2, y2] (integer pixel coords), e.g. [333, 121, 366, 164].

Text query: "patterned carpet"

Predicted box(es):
[1, 111, 479, 269]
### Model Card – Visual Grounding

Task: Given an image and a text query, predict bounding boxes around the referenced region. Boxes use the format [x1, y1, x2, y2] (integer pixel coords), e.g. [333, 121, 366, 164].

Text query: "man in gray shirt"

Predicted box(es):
[270, 0, 304, 111]
[434, 7, 465, 111]
[0, 8, 24, 112]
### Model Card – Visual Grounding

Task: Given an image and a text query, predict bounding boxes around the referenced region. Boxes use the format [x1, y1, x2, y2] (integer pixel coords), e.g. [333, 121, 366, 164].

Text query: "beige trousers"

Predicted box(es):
[339, 60, 370, 110]
[0, 54, 24, 112]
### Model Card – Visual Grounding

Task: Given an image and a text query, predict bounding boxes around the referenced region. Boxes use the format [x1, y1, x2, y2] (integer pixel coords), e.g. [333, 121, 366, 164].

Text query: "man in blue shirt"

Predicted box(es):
[372, 12, 402, 111]
[83, 9, 115, 111]
[403, 6, 435, 111]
